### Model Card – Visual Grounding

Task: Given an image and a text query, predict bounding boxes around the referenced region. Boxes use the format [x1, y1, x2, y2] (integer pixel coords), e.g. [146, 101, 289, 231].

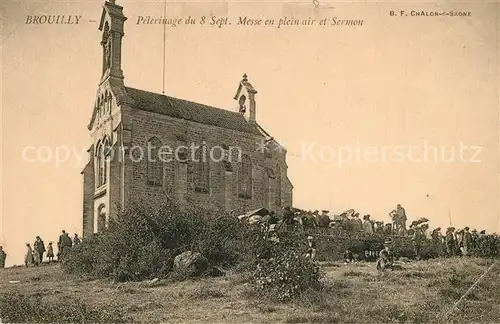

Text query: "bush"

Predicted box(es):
[471, 235, 500, 258]
[193, 212, 247, 267]
[63, 198, 249, 281]
[253, 248, 321, 302]
[0, 292, 127, 323]
[248, 231, 322, 302]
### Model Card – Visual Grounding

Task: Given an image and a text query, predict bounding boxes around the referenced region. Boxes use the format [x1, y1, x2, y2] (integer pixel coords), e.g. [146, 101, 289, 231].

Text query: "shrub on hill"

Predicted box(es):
[472, 235, 500, 258]
[63, 198, 248, 281]
[248, 230, 323, 302]
[253, 248, 322, 302]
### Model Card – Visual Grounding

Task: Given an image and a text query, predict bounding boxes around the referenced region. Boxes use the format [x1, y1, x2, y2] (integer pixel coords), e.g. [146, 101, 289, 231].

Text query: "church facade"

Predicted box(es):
[81, 0, 293, 237]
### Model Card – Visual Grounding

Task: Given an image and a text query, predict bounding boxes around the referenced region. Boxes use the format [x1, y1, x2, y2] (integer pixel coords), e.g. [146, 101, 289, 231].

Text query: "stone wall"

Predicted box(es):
[124, 109, 292, 214]
[82, 157, 95, 238]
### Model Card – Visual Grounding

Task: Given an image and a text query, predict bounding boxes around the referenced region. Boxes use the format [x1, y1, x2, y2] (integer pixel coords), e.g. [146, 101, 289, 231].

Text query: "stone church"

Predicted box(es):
[81, 0, 293, 237]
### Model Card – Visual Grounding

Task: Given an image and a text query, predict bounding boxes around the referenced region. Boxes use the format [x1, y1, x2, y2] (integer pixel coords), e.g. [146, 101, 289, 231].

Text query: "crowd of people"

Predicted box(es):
[239, 204, 499, 269]
[243, 204, 496, 241]
[0, 230, 81, 269]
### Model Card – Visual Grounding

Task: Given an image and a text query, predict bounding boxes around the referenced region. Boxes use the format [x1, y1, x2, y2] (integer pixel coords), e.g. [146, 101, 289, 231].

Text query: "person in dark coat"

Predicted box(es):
[412, 226, 424, 260]
[0, 246, 6, 268]
[282, 207, 295, 230]
[343, 249, 354, 263]
[431, 228, 444, 257]
[343, 216, 353, 231]
[445, 227, 456, 257]
[73, 234, 81, 246]
[302, 211, 318, 228]
[374, 221, 384, 233]
[34, 236, 46, 264]
[377, 240, 394, 271]
[25, 244, 34, 267]
[396, 204, 407, 235]
[46, 242, 55, 263]
[350, 213, 363, 231]
[462, 227, 472, 256]
[58, 230, 72, 259]
[317, 210, 330, 228]
[32, 248, 41, 266]
[471, 229, 479, 249]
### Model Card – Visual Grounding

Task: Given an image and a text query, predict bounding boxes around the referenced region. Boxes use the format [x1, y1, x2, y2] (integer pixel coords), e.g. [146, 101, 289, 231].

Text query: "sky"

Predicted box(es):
[1, 0, 499, 266]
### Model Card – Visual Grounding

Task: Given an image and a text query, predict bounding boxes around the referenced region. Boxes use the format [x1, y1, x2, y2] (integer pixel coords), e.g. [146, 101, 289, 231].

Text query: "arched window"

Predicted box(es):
[275, 163, 281, 207]
[146, 137, 163, 187]
[95, 138, 109, 187]
[194, 145, 209, 193]
[102, 137, 110, 185]
[238, 95, 247, 113]
[238, 154, 252, 199]
[95, 141, 102, 187]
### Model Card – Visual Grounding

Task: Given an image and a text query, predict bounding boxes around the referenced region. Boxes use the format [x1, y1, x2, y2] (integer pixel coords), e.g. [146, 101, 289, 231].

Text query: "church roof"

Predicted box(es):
[125, 87, 263, 136]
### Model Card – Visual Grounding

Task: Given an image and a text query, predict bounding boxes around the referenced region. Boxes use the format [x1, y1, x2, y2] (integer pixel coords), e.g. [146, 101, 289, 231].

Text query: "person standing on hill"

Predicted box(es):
[390, 204, 407, 236]
[34, 236, 46, 264]
[58, 230, 73, 259]
[374, 221, 384, 233]
[462, 227, 472, 256]
[456, 229, 464, 256]
[32, 248, 41, 266]
[73, 233, 81, 246]
[363, 215, 374, 234]
[470, 229, 479, 249]
[384, 223, 393, 235]
[445, 228, 456, 256]
[343, 215, 353, 231]
[0, 246, 6, 268]
[46, 242, 55, 263]
[421, 224, 431, 240]
[412, 226, 424, 260]
[431, 228, 443, 257]
[25, 243, 34, 267]
[282, 207, 295, 231]
[396, 204, 407, 235]
[351, 213, 363, 232]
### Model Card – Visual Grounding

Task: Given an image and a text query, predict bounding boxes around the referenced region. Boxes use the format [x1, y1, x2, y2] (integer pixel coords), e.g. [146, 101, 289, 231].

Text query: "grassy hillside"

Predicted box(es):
[1, 257, 499, 323]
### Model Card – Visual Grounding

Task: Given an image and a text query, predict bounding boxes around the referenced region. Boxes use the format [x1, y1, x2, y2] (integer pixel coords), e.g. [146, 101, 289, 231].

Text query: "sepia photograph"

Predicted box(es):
[1, 0, 499, 322]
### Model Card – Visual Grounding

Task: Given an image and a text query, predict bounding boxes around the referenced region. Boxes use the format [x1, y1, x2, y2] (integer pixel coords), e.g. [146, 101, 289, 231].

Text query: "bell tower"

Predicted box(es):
[234, 73, 258, 123]
[98, 0, 127, 85]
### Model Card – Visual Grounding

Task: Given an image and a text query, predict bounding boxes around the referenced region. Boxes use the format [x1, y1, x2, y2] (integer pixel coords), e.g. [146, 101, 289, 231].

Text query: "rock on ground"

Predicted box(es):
[173, 251, 208, 277]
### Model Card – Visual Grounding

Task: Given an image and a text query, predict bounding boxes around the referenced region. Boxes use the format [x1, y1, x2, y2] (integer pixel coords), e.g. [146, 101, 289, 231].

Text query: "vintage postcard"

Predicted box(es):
[1, 0, 499, 322]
